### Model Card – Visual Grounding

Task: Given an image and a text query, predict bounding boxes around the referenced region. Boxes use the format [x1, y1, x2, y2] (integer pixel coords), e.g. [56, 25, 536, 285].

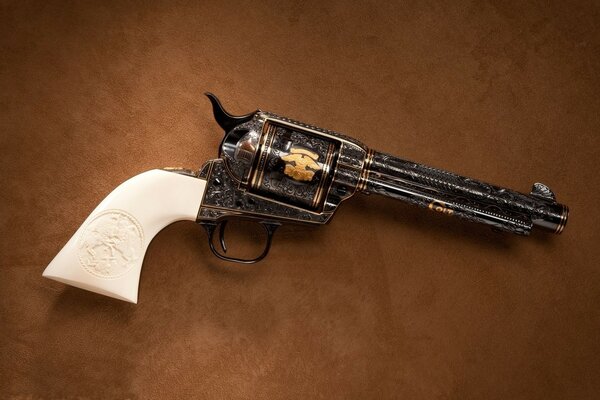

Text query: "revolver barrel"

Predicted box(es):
[359, 150, 568, 235]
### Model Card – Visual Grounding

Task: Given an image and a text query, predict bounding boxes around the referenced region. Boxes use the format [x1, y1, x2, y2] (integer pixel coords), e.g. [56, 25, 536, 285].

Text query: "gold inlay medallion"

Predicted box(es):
[281, 147, 321, 182]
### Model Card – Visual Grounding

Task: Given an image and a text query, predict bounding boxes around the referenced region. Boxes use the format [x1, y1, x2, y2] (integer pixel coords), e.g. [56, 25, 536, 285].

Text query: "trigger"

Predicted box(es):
[219, 221, 228, 253]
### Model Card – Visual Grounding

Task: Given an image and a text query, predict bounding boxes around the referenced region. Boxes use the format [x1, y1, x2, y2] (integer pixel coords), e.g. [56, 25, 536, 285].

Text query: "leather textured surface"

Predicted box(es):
[1, 1, 599, 398]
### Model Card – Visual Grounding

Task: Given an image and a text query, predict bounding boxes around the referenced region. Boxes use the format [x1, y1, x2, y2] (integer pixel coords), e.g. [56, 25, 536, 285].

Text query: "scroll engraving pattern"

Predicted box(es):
[261, 111, 366, 147]
[199, 160, 330, 223]
[370, 152, 557, 224]
[338, 143, 366, 169]
[365, 172, 532, 235]
[259, 126, 331, 208]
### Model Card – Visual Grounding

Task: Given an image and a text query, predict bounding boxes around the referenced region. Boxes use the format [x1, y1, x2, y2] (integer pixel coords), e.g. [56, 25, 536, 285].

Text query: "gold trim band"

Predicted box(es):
[357, 148, 375, 192]
[312, 142, 336, 209]
[249, 123, 276, 190]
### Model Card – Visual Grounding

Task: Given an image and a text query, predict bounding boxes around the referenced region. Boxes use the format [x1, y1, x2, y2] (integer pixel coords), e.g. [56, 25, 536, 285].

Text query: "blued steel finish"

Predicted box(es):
[198, 159, 333, 224]
[362, 151, 568, 235]
[197, 94, 568, 262]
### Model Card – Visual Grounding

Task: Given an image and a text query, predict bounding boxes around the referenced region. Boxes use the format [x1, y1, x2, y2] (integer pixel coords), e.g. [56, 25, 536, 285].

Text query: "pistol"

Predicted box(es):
[43, 93, 569, 303]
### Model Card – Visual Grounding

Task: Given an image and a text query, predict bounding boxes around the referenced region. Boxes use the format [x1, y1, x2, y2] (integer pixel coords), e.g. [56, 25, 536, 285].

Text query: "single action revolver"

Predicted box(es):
[43, 93, 569, 303]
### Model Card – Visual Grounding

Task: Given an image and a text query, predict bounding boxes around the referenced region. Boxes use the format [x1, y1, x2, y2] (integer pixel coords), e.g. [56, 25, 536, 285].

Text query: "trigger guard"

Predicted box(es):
[199, 220, 280, 264]
[218, 220, 228, 253]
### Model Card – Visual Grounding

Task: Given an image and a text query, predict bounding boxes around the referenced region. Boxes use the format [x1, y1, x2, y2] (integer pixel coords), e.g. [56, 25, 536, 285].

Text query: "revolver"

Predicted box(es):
[43, 93, 569, 303]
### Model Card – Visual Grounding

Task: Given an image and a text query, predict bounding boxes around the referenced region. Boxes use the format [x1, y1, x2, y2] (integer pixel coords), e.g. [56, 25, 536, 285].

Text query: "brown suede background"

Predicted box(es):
[2, 1, 600, 399]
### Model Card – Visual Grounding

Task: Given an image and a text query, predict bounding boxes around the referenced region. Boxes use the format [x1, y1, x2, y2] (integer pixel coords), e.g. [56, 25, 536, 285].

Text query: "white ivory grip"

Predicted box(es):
[43, 170, 207, 303]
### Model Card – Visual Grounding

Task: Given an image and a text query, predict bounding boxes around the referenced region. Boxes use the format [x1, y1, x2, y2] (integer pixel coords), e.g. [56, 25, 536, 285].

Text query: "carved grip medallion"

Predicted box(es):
[78, 210, 144, 278]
